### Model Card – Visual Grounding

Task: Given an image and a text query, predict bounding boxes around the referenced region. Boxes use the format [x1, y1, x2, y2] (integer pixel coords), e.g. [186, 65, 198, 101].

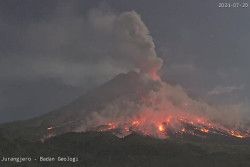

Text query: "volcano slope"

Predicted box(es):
[1, 71, 250, 167]
[0, 71, 161, 141]
[1, 71, 249, 141]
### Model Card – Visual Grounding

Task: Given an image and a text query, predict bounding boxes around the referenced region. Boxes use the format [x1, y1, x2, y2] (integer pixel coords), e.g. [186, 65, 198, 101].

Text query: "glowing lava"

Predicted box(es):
[132, 121, 140, 126]
[200, 128, 209, 133]
[158, 125, 165, 132]
[106, 123, 116, 130]
[95, 115, 249, 139]
[47, 127, 54, 130]
[229, 130, 244, 138]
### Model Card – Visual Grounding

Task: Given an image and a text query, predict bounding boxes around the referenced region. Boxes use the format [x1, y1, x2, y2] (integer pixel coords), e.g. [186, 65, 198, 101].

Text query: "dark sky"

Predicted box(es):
[1, 0, 250, 123]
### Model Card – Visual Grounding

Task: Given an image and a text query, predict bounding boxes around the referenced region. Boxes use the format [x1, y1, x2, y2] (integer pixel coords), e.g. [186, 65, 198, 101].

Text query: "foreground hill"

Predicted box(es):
[0, 131, 250, 167]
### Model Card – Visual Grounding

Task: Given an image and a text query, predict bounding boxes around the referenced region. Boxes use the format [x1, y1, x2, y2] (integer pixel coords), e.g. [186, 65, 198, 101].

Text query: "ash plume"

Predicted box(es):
[113, 11, 163, 78]
[88, 5, 163, 80]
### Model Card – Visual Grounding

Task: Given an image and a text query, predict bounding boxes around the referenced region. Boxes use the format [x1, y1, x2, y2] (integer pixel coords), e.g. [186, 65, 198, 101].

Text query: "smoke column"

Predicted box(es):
[113, 11, 163, 79]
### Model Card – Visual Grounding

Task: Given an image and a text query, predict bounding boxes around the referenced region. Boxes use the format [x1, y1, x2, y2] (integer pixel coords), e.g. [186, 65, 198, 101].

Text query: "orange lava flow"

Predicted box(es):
[98, 115, 248, 139]
[229, 130, 244, 138]
[132, 121, 140, 126]
[47, 127, 54, 130]
[158, 125, 165, 132]
[200, 128, 209, 133]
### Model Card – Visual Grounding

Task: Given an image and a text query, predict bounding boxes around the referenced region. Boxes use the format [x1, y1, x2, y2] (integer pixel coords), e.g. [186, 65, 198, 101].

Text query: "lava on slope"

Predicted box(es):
[89, 116, 250, 139]
[40, 72, 250, 141]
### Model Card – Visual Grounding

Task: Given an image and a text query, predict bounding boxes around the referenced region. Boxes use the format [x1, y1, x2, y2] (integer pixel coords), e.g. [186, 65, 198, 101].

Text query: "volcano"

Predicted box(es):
[1, 71, 250, 167]
[1, 71, 249, 142]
